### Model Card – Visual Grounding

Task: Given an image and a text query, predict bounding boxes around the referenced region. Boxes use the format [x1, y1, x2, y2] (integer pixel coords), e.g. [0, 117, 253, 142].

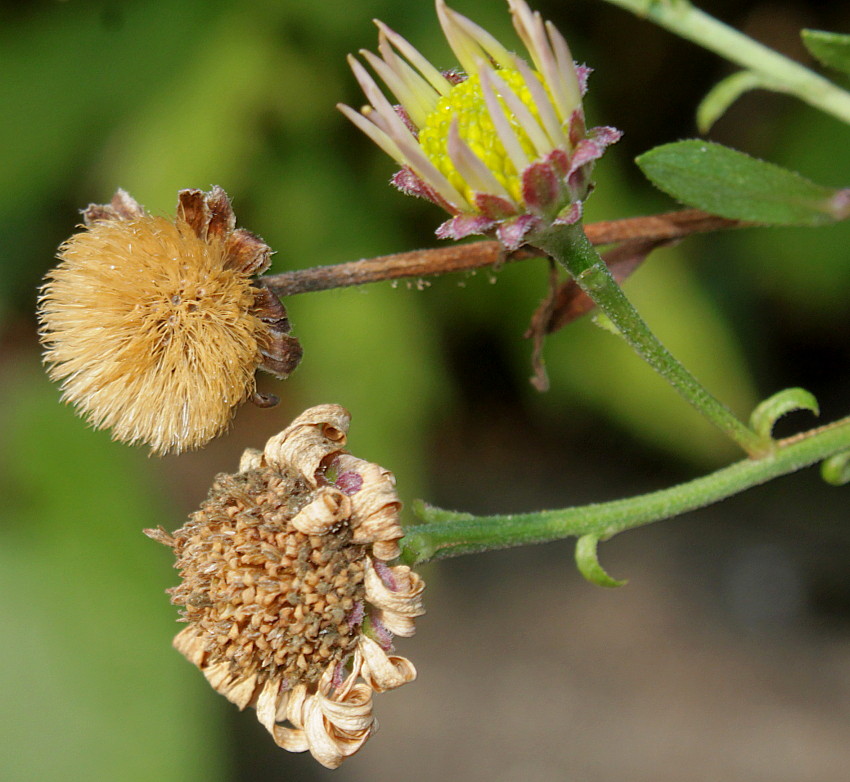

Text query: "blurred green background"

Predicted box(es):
[1, 0, 849, 780]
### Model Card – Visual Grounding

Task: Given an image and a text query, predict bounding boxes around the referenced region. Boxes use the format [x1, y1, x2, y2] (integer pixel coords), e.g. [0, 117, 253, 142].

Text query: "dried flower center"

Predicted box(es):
[419, 68, 543, 205]
[122, 220, 255, 348]
[169, 467, 368, 688]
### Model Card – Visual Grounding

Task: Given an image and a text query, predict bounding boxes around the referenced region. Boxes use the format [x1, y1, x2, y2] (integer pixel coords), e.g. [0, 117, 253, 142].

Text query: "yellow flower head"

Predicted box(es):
[38, 188, 302, 455]
[146, 405, 425, 769]
[339, 0, 620, 249]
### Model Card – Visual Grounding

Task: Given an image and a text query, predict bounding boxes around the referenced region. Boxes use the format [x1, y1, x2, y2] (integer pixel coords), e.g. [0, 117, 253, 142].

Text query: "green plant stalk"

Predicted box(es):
[399, 416, 850, 565]
[602, 0, 850, 125]
[532, 223, 767, 455]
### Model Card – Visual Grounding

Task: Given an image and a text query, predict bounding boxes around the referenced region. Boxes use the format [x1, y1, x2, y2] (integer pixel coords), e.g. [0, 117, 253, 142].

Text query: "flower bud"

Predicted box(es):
[339, 0, 621, 250]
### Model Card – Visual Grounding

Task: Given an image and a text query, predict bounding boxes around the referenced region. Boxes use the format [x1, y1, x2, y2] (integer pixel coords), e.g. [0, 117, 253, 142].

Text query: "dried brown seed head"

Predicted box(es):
[146, 405, 424, 768]
[168, 466, 369, 688]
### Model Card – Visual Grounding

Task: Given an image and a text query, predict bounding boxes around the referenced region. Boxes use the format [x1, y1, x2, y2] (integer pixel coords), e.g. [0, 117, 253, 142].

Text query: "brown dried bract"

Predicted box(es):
[175, 187, 303, 381]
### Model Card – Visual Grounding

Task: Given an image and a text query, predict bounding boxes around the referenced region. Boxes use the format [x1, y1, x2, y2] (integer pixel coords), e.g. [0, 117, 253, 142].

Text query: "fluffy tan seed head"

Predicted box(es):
[37, 188, 302, 454]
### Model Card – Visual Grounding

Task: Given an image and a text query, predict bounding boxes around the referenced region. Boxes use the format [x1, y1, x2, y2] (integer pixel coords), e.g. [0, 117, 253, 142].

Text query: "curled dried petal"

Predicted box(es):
[264, 404, 351, 483]
[289, 404, 351, 442]
[273, 725, 311, 753]
[238, 447, 264, 472]
[308, 667, 377, 767]
[284, 683, 310, 730]
[173, 626, 206, 667]
[358, 635, 417, 693]
[336, 454, 403, 544]
[223, 672, 261, 711]
[365, 561, 426, 638]
[371, 539, 401, 561]
[203, 661, 259, 709]
[271, 665, 377, 769]
[317, 683, 375, 731]
[256, 677, 283, 733]
[290, 487, 352, 534]
[301, 698, 364, 769]
[374, 608, 416, 638]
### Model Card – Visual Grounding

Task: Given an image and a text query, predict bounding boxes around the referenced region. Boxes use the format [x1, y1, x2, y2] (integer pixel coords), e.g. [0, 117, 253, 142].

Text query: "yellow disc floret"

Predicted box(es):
[418, 68, 544, 206]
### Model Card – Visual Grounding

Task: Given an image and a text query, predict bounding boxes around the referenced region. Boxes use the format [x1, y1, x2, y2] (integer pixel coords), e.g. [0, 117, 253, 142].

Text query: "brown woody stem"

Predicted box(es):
[262, 209, 743, 297]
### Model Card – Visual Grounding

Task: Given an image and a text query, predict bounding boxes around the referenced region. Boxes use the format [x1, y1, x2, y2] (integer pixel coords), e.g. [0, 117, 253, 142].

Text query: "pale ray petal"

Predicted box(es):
[436, 0, 491, 75]
[360, 48, 433, 129]
[355, 107, 473, 210]
[375, 21, 453, 96]
[337, 104, 409, 168]
[509, 0, 575, 124]
[347, 54, 442, 172]
[388, 136, 472, 209]
[347, 55, 416, 139]
[515, 56, 564, 148]
[488, 68, 554, 156]
[546, 21, 582, 119]
[508, 0, 550, 75]
[479, 67, 530, 173]
[440, 0, 514, 69]
[375, 35, 442, 115]
[367, 41, 433, 111]
[446, 118, 515, 201]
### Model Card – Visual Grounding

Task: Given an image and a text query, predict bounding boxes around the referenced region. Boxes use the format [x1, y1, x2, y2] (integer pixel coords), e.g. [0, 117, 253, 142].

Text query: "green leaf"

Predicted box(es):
[802, 29, 850, 76]
[575, 535, 627, 588]
[696, 71, 763, 133]
[636, 140, 850, 225]
[749, 387, 819, 439]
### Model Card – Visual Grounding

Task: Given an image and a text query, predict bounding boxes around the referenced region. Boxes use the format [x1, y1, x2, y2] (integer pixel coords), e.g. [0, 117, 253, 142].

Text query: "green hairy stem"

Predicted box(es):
[533, 224, 767, 455]
[400, 417, 850, 565]
[602, 0, 850, 124]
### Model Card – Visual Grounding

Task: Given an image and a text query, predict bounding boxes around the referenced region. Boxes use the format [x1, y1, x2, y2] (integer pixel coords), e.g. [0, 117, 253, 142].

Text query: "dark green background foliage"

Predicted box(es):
[1, 1, 849, 780]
